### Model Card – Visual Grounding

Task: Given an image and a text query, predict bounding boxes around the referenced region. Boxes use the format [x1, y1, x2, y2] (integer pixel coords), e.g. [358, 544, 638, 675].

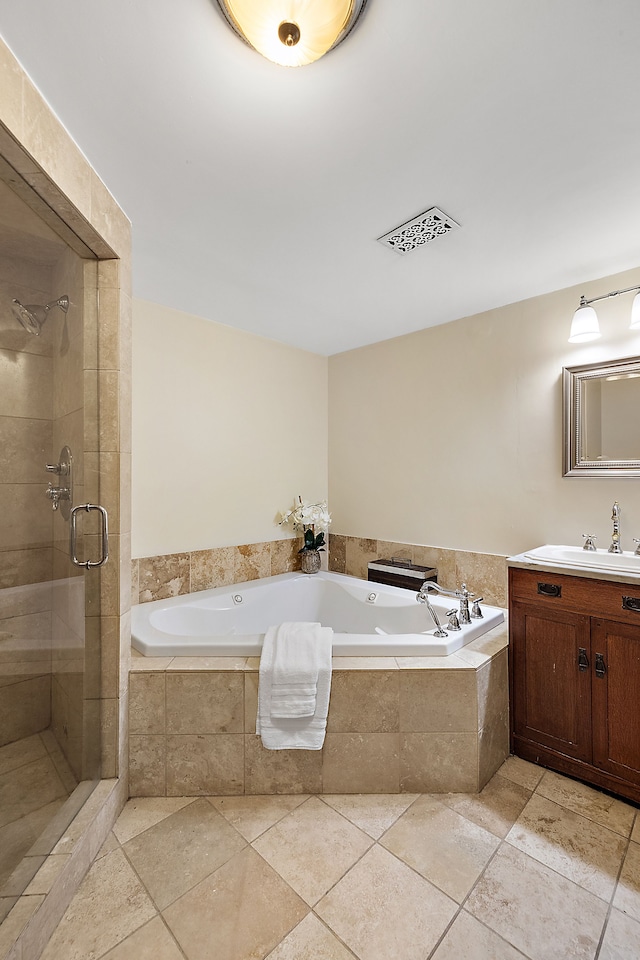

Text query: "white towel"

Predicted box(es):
[257, 621, 333, 750]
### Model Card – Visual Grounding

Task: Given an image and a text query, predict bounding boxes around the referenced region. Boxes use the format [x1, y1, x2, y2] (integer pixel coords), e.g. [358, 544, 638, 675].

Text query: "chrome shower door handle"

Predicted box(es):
[70, 504, 109, 569]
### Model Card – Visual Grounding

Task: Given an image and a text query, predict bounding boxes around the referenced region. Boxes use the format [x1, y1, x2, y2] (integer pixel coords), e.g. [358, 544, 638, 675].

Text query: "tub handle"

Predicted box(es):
[70, 504, 109, 569]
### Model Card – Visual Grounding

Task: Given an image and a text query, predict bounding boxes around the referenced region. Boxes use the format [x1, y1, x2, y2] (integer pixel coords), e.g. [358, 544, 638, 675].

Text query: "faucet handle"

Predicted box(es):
[582, 534, 597, 551]
[446, 609, 461, 631]
[634, 538, 640, 556]
[471, 598, 484, 619]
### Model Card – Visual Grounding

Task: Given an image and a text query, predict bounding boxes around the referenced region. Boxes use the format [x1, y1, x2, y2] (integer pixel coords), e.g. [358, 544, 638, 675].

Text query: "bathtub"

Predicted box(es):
[131, 570, 504, 657]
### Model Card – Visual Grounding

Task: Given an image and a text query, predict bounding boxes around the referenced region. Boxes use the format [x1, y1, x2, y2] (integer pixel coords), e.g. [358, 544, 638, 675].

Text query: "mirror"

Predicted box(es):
[563, 355, 640, 476]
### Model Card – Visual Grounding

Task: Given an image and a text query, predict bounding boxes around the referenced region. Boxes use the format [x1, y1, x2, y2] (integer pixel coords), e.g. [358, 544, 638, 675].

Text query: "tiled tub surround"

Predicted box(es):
[128, 620, 509, 797]
[132, 535, 508, 607]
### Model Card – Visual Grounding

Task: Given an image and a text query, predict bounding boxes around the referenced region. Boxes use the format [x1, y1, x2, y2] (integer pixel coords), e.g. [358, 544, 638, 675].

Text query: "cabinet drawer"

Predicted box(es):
[509, 568, 640, 625]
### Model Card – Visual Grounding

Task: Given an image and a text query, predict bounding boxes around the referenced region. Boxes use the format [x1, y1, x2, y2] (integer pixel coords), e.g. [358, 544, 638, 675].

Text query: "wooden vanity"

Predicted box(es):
[509, 562, 640, 803]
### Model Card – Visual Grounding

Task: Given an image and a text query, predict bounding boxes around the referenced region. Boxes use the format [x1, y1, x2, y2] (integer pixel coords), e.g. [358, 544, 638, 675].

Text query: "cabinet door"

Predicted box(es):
[511, 600, 592, 762]
[592, 618, 640, 783]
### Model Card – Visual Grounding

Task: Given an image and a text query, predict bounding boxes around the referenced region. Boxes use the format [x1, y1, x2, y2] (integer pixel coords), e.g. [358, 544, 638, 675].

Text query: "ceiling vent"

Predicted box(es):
[377, 207, 459, 255]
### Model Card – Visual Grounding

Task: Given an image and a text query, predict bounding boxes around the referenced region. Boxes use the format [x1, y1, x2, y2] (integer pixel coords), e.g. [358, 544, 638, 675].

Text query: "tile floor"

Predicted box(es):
[37, 757, 640, 960]
[0, 732, 75, 890]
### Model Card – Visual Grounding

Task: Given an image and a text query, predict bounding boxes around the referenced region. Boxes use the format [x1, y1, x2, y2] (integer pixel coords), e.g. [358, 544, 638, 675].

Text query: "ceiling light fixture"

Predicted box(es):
[568, 284, 640, 343]
[214, 0, 369, 67]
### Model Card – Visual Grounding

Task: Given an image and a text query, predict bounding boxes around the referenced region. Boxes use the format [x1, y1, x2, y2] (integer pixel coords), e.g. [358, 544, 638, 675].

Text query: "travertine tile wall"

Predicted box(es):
[128, 627, 509, 797]
[0, 254, 55, 590]
[0, 253, 55, 749]
[132, 535, 508, 608]
[132, 539, 301, 604]
[329, 535, 508, 608]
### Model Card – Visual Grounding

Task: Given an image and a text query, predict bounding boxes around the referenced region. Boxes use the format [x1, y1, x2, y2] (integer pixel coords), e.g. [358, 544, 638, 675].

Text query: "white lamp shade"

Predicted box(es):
[569, 304, 601, 343]
[630, 292, 640, 330]
[219, 0, 357, 66]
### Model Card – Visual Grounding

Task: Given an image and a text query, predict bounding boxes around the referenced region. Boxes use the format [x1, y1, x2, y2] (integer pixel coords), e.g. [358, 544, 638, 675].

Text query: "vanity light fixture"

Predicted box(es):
[213, 0, 369, 66]
[569, 284, 640, 343]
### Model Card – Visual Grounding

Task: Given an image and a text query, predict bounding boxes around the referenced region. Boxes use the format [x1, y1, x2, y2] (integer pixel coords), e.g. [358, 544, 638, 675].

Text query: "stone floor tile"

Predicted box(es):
[209, 794, 308, 842]
[0, 756, 67, 829]
[496, 756, 544, 791]
[316, 844, 457, 960]
[0, 894, 44, 958]
[163, 846, 308, 960]
[95, 832, 120, 860]
[0, 799, 66, 888]
[0, 734, 47, 777]
[437, 772, 532, 838]
[599, 907, 640, 960]
[431, 909, 528, 960]
[123, 797, 245, 910]
[380, 795, 500, 902]
[39, 848, 156, 960]
[265, 913, 356, 959]
[535, 769, 635, 837]
[101, 915, 184, 959]
[507, 793, 627, 900]
[320, 793, 418, 840]
[113, 796, 196, 844]
[252, 796, 372, 906]
[466, 842, 608, 960]
[612, 840, 640, 922]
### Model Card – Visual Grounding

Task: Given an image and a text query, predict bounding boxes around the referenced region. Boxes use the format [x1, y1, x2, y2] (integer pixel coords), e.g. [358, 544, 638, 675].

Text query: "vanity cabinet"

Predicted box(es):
[509, 566, 640, 803]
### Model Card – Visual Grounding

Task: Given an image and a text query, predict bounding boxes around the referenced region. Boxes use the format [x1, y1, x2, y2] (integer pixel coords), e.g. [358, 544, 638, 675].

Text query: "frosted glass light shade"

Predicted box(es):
[569, 304, 601, 343]
[630, 292, 640, 330]
[217, 0, 362, 66]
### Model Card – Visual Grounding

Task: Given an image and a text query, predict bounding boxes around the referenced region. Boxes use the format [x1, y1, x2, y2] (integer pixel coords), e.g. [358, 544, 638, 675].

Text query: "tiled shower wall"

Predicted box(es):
[132, 535, 508, 608]
[0, 253, 55, 747]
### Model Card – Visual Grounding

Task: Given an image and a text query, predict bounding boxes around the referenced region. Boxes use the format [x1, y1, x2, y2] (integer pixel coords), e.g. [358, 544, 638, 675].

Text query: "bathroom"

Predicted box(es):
[2, 2, 640, 958]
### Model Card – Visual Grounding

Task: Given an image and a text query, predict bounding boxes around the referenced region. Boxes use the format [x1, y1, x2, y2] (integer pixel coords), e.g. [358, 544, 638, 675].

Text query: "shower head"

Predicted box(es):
[11, 295, 69, 336]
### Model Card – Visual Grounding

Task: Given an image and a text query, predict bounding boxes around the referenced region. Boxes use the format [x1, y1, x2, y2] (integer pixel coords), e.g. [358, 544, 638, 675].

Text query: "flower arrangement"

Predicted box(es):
[279, 496, 331, 553]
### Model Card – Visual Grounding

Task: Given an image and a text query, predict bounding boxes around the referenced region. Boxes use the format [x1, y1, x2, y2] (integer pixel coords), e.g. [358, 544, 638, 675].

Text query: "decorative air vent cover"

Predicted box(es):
[377, 207, 459, 255]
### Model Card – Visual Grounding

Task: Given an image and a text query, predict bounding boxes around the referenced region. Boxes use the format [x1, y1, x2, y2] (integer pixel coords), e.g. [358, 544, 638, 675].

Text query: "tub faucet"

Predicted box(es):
[608, 501, 622, 554]
[417, 581, 475, 625]
[416, 590, 448, 637]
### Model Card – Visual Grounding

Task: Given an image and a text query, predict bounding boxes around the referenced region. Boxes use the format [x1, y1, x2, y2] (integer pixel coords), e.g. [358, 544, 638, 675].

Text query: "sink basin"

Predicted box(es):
[523, 544, 640, 574]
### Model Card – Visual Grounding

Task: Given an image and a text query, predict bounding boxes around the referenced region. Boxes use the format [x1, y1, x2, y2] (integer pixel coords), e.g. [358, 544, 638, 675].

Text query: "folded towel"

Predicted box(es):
[257, 621, 333, 750]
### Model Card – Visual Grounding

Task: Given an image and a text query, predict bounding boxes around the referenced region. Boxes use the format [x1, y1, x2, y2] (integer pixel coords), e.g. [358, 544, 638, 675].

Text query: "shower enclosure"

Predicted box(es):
[0, 177, 102, 903]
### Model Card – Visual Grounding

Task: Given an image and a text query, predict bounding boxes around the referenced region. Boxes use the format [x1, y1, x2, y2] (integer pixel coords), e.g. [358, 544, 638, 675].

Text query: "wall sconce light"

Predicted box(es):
[568, 284, 640, 343]
[214, 0, 369, 67]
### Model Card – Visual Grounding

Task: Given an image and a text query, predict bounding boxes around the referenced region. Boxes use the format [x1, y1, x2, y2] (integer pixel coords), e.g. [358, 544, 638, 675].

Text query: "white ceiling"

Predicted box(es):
[1, 0, 640, 355]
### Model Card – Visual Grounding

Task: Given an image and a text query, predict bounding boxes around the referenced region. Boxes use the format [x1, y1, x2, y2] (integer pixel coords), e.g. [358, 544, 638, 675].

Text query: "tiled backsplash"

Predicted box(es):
[132, 539, 301, 605]
[132, 535, 508, 608]
[329, 536, 508, 608]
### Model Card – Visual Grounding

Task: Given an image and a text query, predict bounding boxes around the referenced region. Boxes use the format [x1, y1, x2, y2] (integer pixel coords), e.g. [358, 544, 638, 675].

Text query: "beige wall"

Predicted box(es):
[329, 266, 640, 558]
[132, 300, 329, 558]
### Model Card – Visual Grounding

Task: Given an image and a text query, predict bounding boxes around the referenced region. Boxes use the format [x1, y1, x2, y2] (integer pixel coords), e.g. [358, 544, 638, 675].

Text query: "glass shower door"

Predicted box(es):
[0, 179, 102, 903]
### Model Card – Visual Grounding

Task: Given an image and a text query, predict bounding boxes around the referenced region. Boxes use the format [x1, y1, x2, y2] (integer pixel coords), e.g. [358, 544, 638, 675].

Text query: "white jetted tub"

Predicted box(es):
[131, 570, 504, 657]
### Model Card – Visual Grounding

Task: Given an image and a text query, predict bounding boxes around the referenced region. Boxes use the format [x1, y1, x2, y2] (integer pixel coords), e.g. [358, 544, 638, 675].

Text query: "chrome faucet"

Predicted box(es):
[417, 580, 476, 625]
[608, 501, 622, 554]
[416, 590, 448, 637]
